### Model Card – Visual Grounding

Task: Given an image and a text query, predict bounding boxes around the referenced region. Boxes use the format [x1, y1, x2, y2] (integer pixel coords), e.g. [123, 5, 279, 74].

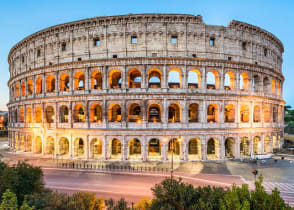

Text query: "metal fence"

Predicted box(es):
[57, 160, 170, 173]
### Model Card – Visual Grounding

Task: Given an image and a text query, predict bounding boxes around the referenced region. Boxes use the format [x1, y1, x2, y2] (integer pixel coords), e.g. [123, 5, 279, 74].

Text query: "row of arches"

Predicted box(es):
[11, 68, 282, 97]
[13, 135, 281, 160]
[12, 102, 282, 124]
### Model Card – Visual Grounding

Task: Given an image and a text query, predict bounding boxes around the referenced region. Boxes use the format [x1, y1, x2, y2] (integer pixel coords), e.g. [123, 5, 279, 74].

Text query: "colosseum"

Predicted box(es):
[7, 14, 285, 161]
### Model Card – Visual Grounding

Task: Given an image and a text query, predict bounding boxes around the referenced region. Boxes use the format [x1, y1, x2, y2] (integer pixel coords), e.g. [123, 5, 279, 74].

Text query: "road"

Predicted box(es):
[43, 168, 242, 203]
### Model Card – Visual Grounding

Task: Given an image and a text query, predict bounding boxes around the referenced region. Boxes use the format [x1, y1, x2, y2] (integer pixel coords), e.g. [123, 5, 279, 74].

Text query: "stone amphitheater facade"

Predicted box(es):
[7, 14, 285, 161]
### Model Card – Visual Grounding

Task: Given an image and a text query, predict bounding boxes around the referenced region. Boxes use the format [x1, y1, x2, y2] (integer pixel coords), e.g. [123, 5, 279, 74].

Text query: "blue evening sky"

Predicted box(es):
[0, 0, 293, 110]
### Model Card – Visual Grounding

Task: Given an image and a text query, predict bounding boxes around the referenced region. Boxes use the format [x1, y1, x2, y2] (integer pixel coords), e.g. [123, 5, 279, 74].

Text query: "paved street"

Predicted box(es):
[1, 143, 294, 206]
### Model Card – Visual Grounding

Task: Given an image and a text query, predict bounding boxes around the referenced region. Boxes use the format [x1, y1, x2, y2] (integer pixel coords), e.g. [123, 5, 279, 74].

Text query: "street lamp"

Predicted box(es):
[170, 136, 182, 179]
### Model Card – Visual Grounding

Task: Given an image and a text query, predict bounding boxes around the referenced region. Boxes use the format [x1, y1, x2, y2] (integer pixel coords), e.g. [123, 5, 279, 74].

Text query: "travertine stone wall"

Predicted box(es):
[7, 14, 285, 161]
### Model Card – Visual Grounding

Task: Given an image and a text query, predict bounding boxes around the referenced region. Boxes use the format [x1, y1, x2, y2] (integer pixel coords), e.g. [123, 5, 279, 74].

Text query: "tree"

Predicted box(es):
[68, 192, 103, 210]
[134, 198, 151, 210]
[19, 196, 34, 210]
[0, 189, 18, 210]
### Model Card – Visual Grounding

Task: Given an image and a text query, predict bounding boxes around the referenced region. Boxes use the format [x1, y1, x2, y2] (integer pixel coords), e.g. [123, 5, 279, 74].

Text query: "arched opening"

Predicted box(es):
[263, 77, 270, 94]
[168, 103, 181, 123]
[15, 134, 18, 150]
[27, 79, 33, 95]
[148, 69, 161, 88]
[264, 105, 271, 123]
[35, 136, 42, 154]
[45, 106, 55, 123]
[224, 104, 235, 123]
[168, 138, 181, 160]
[90, 138, 102, 159]
[148, 138, 161, 160]
[73, 104, 85, 122]
[188, 103, 199, 122]
[240, 137, 250, 157]
[46, 75, 55, 93]
[253, 105, 261, 122]
[240, 72, 249, 91]
[26, 135, 32, 152]
[273, 105, 278, 123]
[277, 81, 280, 96]
[253, 75, 261, 92]
[110, 138, 121, 159]
[225, 137, 235, 158]
[188, 69, 201, 89]
[91, 71, 102, 89]
[35, 107, 42, 123]
[73, 72, 85, 90]
[19, 135, 25, 151]
[168, 69, 181, 88]
[207, 138, 219, 159]
[240, 104, 249, 123]
[188, 138, 201, 160]
[90, 104, 102, 123]
[207, 70, 219, 89]
[108, 104, 121, 122]
[128, 103, 142, 122]
[60, 73, 70, 91]
[271, 79, 276, 94]
[20, 108, 24, 122]
[46, 136, 54, 155]
[26, 107, 32, 123]
[148, 104, 161, 122]
[129, 138, 141, 159]
[264, 136, 271, 154]
[109, 70, 122, 89]
[21, 81, 25, 96]
[224, 72, 235, 90]
[59, 137, 69, 157]
[74, 138, 84, 158]
[207, 104, 219, 123]
[15, 83, 20, 97]
[36, 77, 42, 94]
[253, 136, 262, 154]
[59, 105, 69, 123]
[128, 69, 141, 88]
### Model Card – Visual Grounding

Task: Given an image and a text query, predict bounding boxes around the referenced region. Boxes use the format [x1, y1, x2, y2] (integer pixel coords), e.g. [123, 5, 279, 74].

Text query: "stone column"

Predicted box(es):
[102, 136, 107, 160]
[220, 136, 225, 159]
[141, 65, 147, 90]
[41, 135, 45, 155]
[103, 66, 108, 90]
[261, 134, 265, 154]
[142, 136, 147, 161]
[162, 65, 167, 91]
[162, 99, 168, 127]
[55, 71, 59, 94]
[201, 67, 207, 90]
[85, 67, 90, 92]
[201, 136, 207, 160]
[86, 135, 89, 160]
[235, 136, 240, 159]
[202, 100, 207, 124]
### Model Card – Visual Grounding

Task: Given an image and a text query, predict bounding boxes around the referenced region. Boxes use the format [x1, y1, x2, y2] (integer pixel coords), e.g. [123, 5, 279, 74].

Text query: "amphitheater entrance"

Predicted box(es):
[253, 136, 262, 154]
[148, 138, 161, 160]
[14, 134, 18, 150]
[168, 138, 181, 160]
[74, 138, 84, 158]
[128, 103, 142, 123]
[225, 137, 235, 158]
[26, 135, 32, 152]
[59, 137, 69, 157]
[128, 138, 141, 160]
[90, 138, 102, 159]
[110, 138, 121, 160]
[91, 71, 102, 89]
[19, 135, 25, 151]
[168, 103, 181, 123]
[46, 136, 55, 155]
[264, 136, 271, 154]
[109, 70, 122, 89]
[188, 138, 201, 160]
[240, 137, 250, 157]
[129, 69, 141, 88]
[148, 69, 161, 88]
[207, 138, 219, 159]
[109, 104, 121, 122]
[148, 104, 161, 122]
[188, 104, 199, 122]
[35, 136, 42, 154]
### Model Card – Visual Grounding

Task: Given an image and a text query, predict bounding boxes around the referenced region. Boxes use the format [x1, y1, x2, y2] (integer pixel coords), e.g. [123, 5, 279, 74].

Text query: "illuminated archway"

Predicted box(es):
[207, 104, 219, 123]
[225, 137, 235, 158]
[74, 72, 85, 90]
[108, 104, 121, 122]
[263, 77, 270, 94]
[224, 72, 235, 90]
[188, 103, 199, 122]
[129, 138, 141, 160]
[253, 136, 262, 154]
[253, 105, 261, 122]
[19, 108, 24, 122]
[27, 79, 33, 95]
[46, 75, 55, 93]
[15, 83, 20, 97]
[91, 70, 102, 89]
[73, 104, 85, 122]
[148, 138, 161, 160]
[35, 107, 42, 123]
[19, 135, 25, 151]
[59, 105, 69, 123]
[168, 138, 181, 160]
[59, 137, 69, 156]
[264, 136, 271, 154]
[264, 105, 271, 122]
[109, 70, 122, 89]
[60, 73, 70, 91]
[253, 75, 261, 92]
[128, 103, 142, 122]
[21, 81, 25, 96]
[36, 77, 42, 94]
[35, 136, 42, 154]
[240, 137, 250, 157]
[188, 69, 201, 88]
[26, 107, 32, 123]
[188, 138, 201, 160]
[240, 72, 249, 91]
[26, 135, 32, 152]
[168, 103, 181, 123]
[207, 70, 219, 89]
[148, 103, 161, 122]
[90, 138, 102, 159]
[207, 138, 219, 159]
[74, 138, 84, 158]
[46, 136, 54, 155]
[148, 69, 161, 88]
[110, 138, 121, 159]
[45, 106, 55, 123]
[224, 104, 235, 123]
[90, 104, 102, 122]
[168, 68, 181, 88]
[240, 104, 249, 123]
[128, 69, 141, 88]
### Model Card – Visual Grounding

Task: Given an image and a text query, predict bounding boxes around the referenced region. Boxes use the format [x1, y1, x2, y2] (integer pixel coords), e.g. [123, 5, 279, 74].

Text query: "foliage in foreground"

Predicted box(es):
[0, 160, 292, 209]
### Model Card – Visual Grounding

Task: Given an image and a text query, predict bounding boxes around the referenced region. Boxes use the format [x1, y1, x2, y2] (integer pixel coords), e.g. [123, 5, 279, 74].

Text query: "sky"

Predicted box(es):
[0, 0, 293, 110]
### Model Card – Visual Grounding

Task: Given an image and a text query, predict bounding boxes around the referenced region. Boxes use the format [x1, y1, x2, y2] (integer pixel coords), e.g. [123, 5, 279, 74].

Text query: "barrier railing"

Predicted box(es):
[56, 160, 169, 173]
